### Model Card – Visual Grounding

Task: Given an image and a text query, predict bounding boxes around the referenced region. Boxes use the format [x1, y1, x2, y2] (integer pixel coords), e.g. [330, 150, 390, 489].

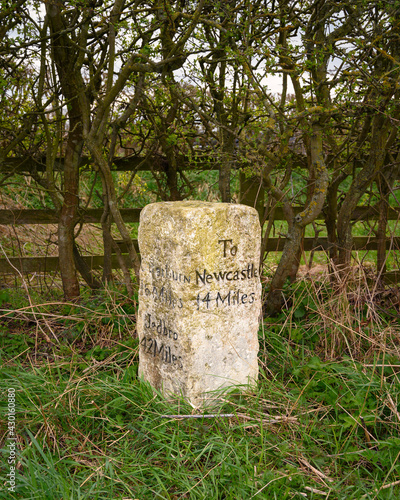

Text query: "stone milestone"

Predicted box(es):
[137, 201, 262, 406]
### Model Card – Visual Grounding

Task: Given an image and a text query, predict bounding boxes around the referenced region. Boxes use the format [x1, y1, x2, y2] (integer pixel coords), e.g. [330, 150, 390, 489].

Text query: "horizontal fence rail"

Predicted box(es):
[0, 154, 220, 174]
[1, 153, 398, 284]
[1, 232, 399, 281]
[1, 205, 399, 225]
[0, 208, 142, 225]
[1, 242, 399, 283]
[0, 206, 400, 282]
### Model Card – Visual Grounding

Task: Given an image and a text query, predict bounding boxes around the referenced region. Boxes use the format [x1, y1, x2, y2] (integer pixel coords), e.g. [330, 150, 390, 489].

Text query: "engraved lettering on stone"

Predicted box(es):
[137, 201, 261, 406]
[218, 239, 237, 257]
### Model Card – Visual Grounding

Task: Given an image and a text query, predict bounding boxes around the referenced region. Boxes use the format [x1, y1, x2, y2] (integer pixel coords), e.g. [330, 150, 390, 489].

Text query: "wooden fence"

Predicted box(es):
[1, 205, 399, 281]
[1, 157, 399, 283]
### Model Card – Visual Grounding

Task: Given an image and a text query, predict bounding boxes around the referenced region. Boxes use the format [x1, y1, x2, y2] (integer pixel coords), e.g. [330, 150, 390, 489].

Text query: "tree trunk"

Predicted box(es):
[265, 121, 329, 315]
[58, 117, 83, 299]
[46, 0, 89, 299]
[219, 129, 236, 203]
[264, 224, 303, 315]
[73, 244, 102, 290]
[100, 194, 114, 284]
[376, 159, 400, 283]
[86, 137, 141, 282]
[337, 114, 390, 277]
[165, 159, 181, 201]
[376, 193, 388, 283]
[325, 172, 347, 271]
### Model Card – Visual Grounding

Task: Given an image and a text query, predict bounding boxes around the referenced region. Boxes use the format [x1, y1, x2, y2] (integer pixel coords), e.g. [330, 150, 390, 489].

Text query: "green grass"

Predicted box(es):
[2, 357, 399, 499]
[1, 280, 399, 499]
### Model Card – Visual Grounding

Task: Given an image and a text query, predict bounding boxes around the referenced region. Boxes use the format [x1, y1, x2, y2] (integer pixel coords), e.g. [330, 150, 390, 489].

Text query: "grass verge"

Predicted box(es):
[0, 277, 399, 499]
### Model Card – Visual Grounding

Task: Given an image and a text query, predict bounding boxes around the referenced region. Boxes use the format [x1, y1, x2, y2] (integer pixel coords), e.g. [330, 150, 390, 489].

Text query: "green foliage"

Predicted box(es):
[0, 290, 9, 306]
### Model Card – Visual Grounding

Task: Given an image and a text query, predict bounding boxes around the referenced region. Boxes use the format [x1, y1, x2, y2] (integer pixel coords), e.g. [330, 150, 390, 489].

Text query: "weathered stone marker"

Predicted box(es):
[137, 201, 261, 406]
